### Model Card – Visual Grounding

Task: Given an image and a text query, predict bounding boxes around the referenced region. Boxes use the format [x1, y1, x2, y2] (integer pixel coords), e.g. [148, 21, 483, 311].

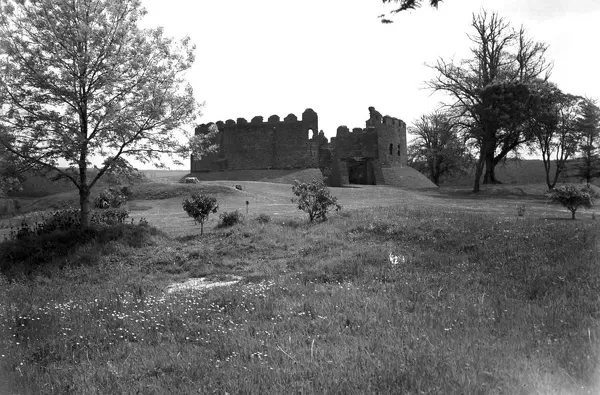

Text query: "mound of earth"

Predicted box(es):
[188, 168, 324, 185]
[129, 182, 238, 200]
[381, 165, 438, 189]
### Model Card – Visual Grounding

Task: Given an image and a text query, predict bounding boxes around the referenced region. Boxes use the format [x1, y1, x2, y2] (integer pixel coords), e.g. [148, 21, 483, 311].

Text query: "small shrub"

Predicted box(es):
[94, 188, 127, 209]
[545, 185, 595, 220]
[218, 210, 244, 228]
[119, 185, 133, 199]
[256, 213, 271, 224]
[42, 208, 81, 232]
[280, 218, 303, 229]
[517, 205, 526, 217]
[182, 193, 218, 235]
[291, 179, 342, 222]
[8, 208, 81, 240]
[91, 208, 129, 225]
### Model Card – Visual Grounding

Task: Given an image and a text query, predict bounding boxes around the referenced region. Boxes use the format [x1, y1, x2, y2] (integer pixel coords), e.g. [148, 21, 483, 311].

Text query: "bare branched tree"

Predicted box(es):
[426, 10, 553, 191]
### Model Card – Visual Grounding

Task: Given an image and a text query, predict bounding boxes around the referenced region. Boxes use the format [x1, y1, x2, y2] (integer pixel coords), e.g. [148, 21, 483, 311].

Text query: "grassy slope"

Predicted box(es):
[443, 159, 600, 187]
[1, 181, 600, 394]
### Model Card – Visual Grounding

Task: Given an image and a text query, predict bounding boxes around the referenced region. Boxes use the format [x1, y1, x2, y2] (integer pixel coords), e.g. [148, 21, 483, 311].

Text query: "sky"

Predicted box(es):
[139, 0, 600, 169]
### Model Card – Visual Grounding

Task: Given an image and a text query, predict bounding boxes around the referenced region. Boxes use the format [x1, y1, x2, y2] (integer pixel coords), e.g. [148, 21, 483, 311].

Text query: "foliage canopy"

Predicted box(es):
[0, 0, 201, 226]
[182, 193, 218, 235]
[545, 185, 595, 220]
[291, 180, 342, 222]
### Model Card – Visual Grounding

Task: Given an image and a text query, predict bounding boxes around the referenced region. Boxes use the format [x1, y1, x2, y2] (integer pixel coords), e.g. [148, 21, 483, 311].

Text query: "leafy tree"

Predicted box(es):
[407, 111, 470, 185]
[426, 10, 552, 192]
[182, 193, 218, 235]
[99, 157, 146, 187]
[380, 0, 443, 23]
[545, 185, 595, 220]
[528, 82, 584, 189]
[0, 0, 201, 227]
[190, 123, 220, 160]
[291, 180, 342, 222]
[0, 131, 23, 197]
[571, 99, 600, 185]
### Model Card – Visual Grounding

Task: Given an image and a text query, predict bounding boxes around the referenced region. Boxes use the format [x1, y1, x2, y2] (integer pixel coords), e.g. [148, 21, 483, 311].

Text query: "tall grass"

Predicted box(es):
[0, 206, 599, 394]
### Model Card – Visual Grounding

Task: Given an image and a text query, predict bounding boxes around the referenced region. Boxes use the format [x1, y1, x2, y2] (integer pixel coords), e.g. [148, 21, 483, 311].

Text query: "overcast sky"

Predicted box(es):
[139, 0, 600, 168]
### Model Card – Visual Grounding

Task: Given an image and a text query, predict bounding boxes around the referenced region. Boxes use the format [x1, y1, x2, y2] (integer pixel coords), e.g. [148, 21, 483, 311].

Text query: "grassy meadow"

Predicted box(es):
[0, 174, 599, 394]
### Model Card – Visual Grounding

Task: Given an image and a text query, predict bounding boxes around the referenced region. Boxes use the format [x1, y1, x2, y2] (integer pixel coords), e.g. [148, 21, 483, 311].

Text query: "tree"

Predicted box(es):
[571, 99, 600, 185]
[545, 185, 595, 220]
[182, 193, 218, 235]
[190, 123, 220, 160]
[427, 10, 552, 192]
[528, 82, 584, 189]
[291, 180, 342, 222]
[0, 131, 23, 197]
[98, 157, 145, 187]
[407, 111, 470, 185]
[380, 0, 443, 23]
[0, 0, 201, 227]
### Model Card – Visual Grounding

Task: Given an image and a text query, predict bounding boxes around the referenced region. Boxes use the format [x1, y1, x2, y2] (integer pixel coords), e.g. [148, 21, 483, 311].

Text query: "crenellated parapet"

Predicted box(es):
[195, 108, 319, 138]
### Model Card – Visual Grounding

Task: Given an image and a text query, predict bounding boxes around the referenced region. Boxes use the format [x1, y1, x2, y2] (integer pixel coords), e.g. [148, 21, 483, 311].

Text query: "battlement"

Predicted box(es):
[196, 108, 318, 135]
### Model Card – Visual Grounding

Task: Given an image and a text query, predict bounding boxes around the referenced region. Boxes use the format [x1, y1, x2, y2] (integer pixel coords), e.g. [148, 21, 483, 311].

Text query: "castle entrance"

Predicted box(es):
[347, 157, 375, 185]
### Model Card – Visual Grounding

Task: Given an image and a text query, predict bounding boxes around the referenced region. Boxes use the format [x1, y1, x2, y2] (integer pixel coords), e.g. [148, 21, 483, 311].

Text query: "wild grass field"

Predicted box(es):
[0, 174, 599, 394]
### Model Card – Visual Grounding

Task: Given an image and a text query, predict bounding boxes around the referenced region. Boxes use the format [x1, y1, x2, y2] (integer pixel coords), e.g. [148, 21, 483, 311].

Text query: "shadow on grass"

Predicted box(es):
[540, 216, 585, 221]
[0, 223, 164, 279]
[432, 187, 546, 202]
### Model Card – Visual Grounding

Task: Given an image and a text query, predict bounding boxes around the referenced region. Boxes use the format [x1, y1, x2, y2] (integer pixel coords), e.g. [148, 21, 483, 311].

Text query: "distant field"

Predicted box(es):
[140, 169, 190, 183]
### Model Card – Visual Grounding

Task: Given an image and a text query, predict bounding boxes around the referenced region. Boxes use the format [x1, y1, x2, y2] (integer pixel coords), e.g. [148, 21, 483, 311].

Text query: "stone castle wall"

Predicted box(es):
[328, 107, 407, 186]
[192, 109, 319, 172]
[191, 107, 407, 187]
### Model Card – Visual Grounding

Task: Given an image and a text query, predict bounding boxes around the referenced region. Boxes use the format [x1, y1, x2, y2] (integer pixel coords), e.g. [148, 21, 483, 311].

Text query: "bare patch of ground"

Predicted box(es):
[166, 275, 242, 294]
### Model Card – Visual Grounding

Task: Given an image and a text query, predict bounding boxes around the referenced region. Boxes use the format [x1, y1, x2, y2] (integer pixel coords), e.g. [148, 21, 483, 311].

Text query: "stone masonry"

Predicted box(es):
[190, 107, 407, 186]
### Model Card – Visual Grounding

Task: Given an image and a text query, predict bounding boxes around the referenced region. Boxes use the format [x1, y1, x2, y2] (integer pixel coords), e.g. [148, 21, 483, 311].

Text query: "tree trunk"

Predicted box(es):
[550, 162, 562, 190]
[78, 159, 91, 228]
[428, 159, 436, 185]
[483, 151, 501, 184]
[541, 152, 552, 189]
[571, 210, 576, 220]
[79, 185, 91, 228]
[473, 149, 485, 192]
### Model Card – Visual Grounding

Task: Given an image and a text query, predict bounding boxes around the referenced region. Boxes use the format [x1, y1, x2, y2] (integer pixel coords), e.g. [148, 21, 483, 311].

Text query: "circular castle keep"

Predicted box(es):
[190, 107, 436, 188]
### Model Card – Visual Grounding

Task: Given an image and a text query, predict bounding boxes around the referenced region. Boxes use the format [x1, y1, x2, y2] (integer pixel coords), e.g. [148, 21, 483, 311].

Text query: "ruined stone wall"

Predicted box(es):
[371, 116, 407, 167]
[331, 126, 379, 160]
[191, 109, 319, 172]
[329, 107, 407, 186]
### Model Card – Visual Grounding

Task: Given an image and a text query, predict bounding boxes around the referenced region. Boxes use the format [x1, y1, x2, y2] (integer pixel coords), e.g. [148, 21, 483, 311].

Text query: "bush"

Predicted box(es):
[256, 213, 271, 224]
[545, 185, 595, 219]
[291, 179, 342, 222]
[218, 210, 244, 228]
[182, 193, 218, 235]
[0, 223, 160, 275]
[91, 208, 129, 225]
[94, 188, 127, 209]
[6, 208, 130, 241]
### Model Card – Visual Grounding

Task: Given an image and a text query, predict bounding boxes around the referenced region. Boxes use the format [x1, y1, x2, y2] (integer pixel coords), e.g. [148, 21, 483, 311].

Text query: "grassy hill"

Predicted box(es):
[439, 159, 599, 187]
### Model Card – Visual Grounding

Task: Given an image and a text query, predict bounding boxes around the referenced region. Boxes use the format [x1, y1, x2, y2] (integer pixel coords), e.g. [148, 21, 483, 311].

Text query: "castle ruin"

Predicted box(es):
[190, 107, 408, 187]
